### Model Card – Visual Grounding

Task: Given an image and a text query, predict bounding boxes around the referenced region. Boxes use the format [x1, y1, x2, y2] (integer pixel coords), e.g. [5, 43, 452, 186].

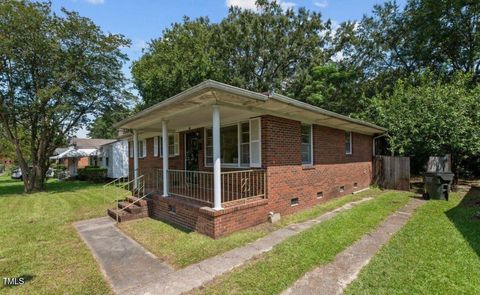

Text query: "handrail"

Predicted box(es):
[111, 175, 147, 223]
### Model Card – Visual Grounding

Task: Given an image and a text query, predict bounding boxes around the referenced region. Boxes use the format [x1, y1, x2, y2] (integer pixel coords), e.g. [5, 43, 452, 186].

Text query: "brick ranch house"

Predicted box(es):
[112, 80, 386, 238]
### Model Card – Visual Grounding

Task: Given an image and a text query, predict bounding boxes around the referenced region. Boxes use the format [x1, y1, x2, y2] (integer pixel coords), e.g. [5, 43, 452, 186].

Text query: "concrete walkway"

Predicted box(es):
[74, 217, 174, 294]
[76, 197, 373, 295]
[281, 198, 425, 295]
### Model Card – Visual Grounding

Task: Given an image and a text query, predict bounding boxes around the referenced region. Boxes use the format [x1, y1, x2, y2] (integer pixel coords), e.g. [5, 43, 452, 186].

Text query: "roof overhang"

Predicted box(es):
[115, 80, 386, 136]
[49, 148, 98, 160]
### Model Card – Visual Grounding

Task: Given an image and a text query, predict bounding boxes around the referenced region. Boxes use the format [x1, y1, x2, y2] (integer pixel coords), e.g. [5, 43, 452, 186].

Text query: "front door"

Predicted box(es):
[185, 132, 200, 183]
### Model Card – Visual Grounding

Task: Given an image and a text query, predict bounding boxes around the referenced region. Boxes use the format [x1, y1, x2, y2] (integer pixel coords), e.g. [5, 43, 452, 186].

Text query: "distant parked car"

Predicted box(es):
[46, 167, 54, 178]
[11, 167, 54, 180]
[11, 168, 23, 180]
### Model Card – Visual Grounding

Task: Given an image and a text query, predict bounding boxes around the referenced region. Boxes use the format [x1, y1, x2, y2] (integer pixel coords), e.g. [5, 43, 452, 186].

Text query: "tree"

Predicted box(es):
[0, 1, 129, 192]
[87, 103, 132, 139]
[132, 0, 330, 107]
[132, 16, 222, 108]
[296, 63, 365, 115]
[216, 0, 330, 97]
[334, 0, 480, 87]
[363, 73, 480, 172]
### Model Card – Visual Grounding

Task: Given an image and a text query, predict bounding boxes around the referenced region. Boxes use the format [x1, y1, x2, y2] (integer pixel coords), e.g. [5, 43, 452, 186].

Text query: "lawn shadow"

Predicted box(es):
[0, 177, 102, 197]
[445, 187, 480, 258]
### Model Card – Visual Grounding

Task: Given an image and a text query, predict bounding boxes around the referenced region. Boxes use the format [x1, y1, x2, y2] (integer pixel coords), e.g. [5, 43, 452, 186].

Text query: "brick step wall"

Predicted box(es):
[107, 195, 149, 222]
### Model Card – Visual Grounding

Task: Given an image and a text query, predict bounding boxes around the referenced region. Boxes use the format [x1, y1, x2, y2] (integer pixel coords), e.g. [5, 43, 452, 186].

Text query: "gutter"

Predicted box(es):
[269, 93, 387, 133]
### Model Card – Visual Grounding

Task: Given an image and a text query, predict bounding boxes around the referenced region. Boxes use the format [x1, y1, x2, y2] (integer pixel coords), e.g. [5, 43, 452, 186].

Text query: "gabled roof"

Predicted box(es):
[115, 80, 386, 135]
[70, 138, 117, 149]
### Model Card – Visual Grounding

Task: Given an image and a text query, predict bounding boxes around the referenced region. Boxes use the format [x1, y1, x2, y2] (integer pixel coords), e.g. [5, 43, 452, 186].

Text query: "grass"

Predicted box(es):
[0, 175, 121, 295]
[345, 189, 480, 295]
[118, 188, 383, 268]
[192, 191, 412, 295]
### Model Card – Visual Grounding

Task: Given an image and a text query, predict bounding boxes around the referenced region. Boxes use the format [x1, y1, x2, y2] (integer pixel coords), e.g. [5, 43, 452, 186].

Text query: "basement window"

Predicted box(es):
[168, 205, 176, 214]
[317, 192, 324, 199]
[290, 198, 299, 206]
[340, 186, 345, 193]
[354, 182, 358, 188]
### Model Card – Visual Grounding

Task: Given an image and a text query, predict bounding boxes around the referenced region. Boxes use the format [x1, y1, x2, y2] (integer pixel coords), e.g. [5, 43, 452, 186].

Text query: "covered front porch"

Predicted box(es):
[137, 168, 266, 207]
[121, 82, 269, 210]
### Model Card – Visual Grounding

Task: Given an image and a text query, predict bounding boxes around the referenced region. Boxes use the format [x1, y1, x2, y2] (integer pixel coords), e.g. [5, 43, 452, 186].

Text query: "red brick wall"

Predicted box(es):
[77, 157, 89, 168]
[149, 195, 269, 238]
[128, 136, 184, 171]
[260, 115, 373, 218]
[135, 115, 374, 238]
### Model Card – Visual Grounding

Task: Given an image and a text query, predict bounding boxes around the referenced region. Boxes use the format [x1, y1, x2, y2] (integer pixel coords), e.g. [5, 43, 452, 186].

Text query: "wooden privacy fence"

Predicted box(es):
[373, 156, 410, 191]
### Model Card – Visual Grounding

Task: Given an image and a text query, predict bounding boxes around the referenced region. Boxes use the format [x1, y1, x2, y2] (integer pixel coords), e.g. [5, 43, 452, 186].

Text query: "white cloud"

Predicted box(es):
[226, 0, 296, 10]
[313, 0, 328, 8]
[86, 0, 105, 5]
[279, 1, 296, 9]
[226, 0, 257, 10]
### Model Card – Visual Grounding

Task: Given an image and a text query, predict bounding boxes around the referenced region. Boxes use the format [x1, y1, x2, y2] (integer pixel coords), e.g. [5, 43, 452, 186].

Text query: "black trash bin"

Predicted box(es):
[423, 172, 454, 200]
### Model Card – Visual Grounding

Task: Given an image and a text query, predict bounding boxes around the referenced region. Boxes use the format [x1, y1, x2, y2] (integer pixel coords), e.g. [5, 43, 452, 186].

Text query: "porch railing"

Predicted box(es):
[167, 169, 266, 205]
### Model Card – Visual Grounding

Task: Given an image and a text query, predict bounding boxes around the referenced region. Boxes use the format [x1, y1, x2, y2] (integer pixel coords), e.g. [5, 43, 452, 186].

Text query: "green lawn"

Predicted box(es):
[192, 191, 412, 295]
[0, 175, 120, 295]
[345, 189, 480, 294]
[118, 188, 383, 268]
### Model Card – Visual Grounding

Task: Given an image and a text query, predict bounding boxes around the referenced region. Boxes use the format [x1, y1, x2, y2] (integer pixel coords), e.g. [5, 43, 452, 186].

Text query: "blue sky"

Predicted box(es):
[51, 0, 405, 137]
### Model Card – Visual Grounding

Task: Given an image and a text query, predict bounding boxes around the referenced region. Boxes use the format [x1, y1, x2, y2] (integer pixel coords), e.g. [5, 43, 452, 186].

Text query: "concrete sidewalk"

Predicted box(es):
[281, 198, 425, 295]
[74, 217, 174, 294]
[123, 197, 373, 295]
[76, 197, 374, 295]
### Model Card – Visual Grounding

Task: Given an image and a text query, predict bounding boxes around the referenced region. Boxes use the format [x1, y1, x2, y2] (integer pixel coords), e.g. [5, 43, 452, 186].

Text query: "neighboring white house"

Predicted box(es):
[98, 140, 129, 179]
[50, 138, 116, 177]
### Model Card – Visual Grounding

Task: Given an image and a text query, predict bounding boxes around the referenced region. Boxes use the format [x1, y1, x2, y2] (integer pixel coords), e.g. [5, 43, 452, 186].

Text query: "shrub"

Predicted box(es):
[77, 167, 107, 182]
[51, 163, 67, 171]
[85, 165, 100, 169]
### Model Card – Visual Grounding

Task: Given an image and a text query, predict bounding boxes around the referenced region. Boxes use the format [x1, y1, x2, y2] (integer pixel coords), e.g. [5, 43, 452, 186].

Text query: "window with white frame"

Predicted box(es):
[154, 134, 180, 157]
[205, 125, 238, 165]
[138, 139, 147, 158]
[205, 119, 261, 167]
[301, 124, 313, 165]
[345, 131, 352, 155]
[240, 122, 249, 166]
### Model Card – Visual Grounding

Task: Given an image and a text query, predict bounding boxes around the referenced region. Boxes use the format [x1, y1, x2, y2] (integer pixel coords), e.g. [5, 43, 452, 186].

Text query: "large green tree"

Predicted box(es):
[296, 63, 365, 115]
[87, 102, 132, 139]
[132, 0, 330, 107]
[0, 0, 129, 192]
[334, 0, 480, 86]
[363, 73, 480, 171]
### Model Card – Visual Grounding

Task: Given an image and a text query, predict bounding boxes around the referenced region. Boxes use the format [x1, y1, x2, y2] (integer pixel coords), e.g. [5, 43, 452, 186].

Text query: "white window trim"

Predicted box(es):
[138, 139, 147, 159]
[204, 120, 260, 168]
[157, 134, 180, 158]
[153, 136, 159, 157]
[249, 118, 262, 168]
[346, 131, 353, 155]
[129, 141, 134, 158]
[301, 123, 313, 165]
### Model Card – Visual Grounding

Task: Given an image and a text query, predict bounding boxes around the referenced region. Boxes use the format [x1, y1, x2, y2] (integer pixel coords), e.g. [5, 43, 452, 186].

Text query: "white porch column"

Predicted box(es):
[212, 105, 222, 210]
[162, 120, 169, 197]
[133, 130, 139, 189]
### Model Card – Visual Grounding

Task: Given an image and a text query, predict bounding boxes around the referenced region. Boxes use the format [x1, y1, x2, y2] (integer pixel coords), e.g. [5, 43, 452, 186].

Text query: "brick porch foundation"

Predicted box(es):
[147, 160, 370, 238]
